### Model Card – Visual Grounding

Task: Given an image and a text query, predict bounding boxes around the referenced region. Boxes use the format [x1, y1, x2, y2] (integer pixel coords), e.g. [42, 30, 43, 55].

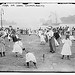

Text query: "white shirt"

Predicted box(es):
[47, 30, 54, 39]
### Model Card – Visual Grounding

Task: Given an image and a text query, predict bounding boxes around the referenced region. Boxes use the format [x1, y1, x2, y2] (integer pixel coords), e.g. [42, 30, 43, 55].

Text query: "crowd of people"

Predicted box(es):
[0, 25, 75, 68]
[0, 26, 37, 68]
[38, 26, 75, 59]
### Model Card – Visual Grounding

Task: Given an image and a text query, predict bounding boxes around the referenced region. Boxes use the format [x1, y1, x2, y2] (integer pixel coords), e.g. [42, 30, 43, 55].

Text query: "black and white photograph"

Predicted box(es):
[0, 0, 75, 73]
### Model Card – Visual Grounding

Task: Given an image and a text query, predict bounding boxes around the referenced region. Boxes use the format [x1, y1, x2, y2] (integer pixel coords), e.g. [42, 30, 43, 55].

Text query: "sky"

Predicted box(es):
[0, 2, 75, 29]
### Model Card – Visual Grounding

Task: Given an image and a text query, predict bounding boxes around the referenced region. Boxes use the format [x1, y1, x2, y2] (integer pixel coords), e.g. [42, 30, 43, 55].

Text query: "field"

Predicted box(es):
[0, 34, 75, 72]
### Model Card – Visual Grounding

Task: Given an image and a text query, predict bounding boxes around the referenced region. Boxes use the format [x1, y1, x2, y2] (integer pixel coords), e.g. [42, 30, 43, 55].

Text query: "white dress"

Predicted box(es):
[26, 53, 36, 63]
[0, 37, 5, 52]
[12, 41, 23, 54]
[40, 35, 45, 43]
[70, 35, 75, 41]
[61, 39, 72, 55]
[38, 30, 42, 37]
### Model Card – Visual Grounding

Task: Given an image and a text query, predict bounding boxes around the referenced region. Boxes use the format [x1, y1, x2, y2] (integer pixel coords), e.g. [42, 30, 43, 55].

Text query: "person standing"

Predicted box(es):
[47, 28, 56, 53]
[61, 35, 72, 60]
[38, 29, 43, 38]
[44, 30, 48, 43]
[0, 37, 6, 57]
[40, 33, 46, 45]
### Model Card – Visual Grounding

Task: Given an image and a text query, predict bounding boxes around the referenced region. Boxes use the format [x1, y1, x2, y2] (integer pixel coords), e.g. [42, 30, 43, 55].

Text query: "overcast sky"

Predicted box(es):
[0, 3, 75, 29]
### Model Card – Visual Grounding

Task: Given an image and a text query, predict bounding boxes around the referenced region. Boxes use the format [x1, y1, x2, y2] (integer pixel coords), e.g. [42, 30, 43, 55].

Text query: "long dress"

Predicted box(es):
[49, 37, 56, 52]
[40, 35, 46, 43]
[12, 41, 23, 54]
[61, 39, 72, 55]
[38, 30, 43, 38]
[47, 30, 56, 52]
[26, 52, 37, 63]
[0, 37, 5, 53]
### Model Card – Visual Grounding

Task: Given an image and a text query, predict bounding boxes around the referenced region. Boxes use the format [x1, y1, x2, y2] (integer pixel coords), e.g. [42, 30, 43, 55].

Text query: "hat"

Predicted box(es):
[46, 26, 52, 30]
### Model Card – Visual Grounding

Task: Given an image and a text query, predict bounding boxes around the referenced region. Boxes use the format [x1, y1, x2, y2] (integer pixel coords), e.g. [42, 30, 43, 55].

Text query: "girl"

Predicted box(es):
[61, 35, 72, 60]
[12, 38, 24, 57]
[0, 37, 6, 57]
[25, 51, 37, 68]
[40, 33, 46, 45]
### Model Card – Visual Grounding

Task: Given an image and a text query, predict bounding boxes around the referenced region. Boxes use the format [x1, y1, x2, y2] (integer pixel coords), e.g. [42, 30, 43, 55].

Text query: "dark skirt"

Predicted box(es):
[49, 37, 56, 52]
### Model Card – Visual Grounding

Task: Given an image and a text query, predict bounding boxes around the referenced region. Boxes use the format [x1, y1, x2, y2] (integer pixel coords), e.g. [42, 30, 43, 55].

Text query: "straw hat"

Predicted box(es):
[46, 26, 52, 30]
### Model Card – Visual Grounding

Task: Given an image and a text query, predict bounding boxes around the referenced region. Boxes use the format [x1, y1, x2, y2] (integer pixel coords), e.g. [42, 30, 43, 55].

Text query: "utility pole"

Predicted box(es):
[0, 8, 4, 28]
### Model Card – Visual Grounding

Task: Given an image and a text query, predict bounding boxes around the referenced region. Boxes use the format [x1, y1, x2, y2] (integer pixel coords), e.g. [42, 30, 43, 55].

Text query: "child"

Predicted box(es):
[12, 38, 24, 57]
[25, 51, 37, 68]
[61, 35, 72, 60]
[40, 33, 46, 45]
[8, 34, 11, 42]
[0, 37, 5, 57]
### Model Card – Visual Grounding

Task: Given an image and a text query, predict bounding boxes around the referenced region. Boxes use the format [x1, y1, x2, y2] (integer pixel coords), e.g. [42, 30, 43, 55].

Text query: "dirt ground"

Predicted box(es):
[0, 34, 75, 72]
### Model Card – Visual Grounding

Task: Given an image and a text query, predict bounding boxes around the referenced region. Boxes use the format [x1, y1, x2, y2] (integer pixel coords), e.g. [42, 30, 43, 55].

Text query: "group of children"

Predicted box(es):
[0, 32, 37, 68]
[38, 27, 75, 60]
[0, 27, 75, 69]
